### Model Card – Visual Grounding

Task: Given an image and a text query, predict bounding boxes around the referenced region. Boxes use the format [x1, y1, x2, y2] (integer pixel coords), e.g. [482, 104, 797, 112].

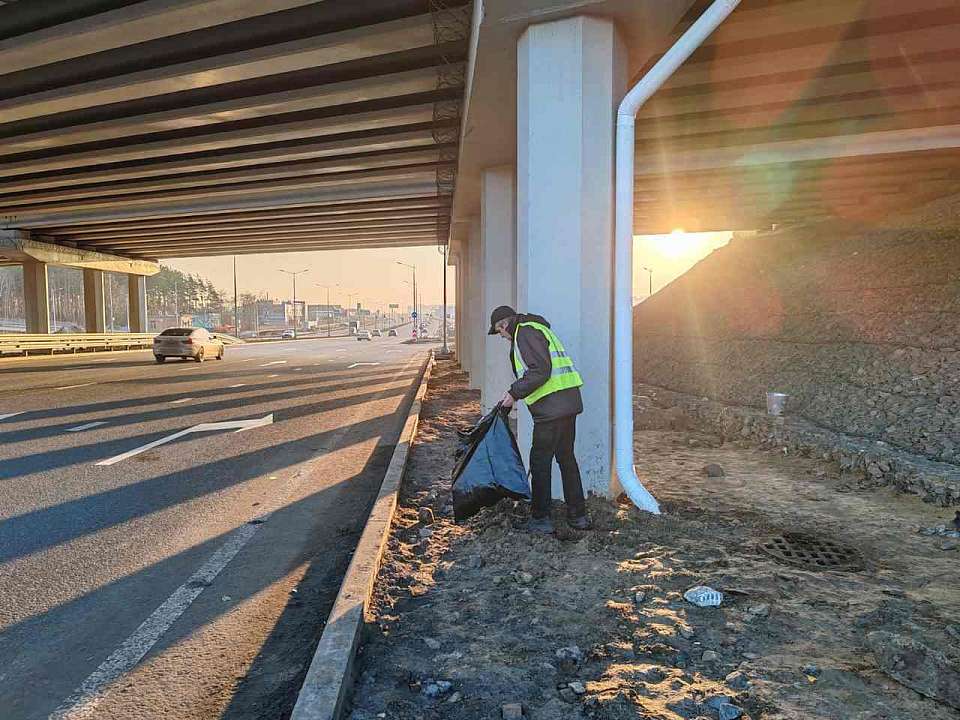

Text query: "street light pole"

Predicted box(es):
[233, 256, 240, 337]
[317, 285, 333, 337]
[396, 261, 417, 337]
[278, 268, 308, 330]
[642, 266, 653, 297]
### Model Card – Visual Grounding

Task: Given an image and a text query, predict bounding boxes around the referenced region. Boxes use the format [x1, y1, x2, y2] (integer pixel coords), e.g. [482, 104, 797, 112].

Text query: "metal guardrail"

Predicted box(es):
[0, 332, 156, 356]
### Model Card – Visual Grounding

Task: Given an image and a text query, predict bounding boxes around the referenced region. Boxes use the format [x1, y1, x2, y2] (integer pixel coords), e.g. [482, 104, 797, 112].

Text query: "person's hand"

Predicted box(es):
[500, 391, 515, 409]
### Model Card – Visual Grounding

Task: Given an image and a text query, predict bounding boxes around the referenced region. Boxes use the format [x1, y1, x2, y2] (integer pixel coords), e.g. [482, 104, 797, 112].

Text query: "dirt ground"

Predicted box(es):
[348, 361, 960, 720]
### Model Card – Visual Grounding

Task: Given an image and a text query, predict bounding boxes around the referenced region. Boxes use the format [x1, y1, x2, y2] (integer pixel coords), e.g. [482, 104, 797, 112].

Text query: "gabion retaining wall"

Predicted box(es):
[634, 224, 960, 467]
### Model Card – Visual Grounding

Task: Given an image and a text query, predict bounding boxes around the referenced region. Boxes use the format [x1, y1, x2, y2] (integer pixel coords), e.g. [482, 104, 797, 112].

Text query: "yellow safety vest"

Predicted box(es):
[512, 321, 583, 405]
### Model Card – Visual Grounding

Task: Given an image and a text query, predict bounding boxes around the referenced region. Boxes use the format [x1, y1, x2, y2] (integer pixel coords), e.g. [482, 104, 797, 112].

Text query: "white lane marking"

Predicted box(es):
[51, 521, 261, 720]
[293, 368, 302, 371]
[67, 421, 108, 433]
[96, 414, 273, 466]
[259, 360, 287, 367]
[56, 382, 95, 390]
[268, 373, 279, 378]
[56, 354, 420, 718]
[0, 412, 24, 421]
[335, 349, 346, 352]
[241, 358, 254, 362]
[169, 397, 195, 404]
[228, 383, 246, 388]
[347, 362, 380, 369]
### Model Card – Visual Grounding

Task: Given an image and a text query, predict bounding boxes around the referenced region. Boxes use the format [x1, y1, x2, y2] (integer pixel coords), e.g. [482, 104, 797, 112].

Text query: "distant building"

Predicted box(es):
[307, 304, 342, 320]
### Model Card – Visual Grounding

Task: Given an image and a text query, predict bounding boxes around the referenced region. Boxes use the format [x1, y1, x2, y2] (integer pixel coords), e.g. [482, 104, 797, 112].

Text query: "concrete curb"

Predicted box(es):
[290, 350, 435, 720]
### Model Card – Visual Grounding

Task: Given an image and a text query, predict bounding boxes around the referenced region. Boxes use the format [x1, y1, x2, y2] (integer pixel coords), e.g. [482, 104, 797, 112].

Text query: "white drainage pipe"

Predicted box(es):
[613, 0, 742, 513]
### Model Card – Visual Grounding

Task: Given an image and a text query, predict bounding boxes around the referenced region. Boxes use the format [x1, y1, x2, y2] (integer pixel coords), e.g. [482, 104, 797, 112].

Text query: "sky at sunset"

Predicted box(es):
[161, 232, 730, 312]
[164, 245, 454, 311]
[633, 231, 732, 302]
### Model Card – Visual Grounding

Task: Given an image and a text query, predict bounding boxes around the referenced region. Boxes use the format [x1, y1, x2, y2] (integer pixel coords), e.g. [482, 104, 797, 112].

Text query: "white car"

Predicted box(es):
[153, 328, 224, 363]
[357, 331, 372, 341]
[371, 329, 382, 337]
[281, 329, 297, 339]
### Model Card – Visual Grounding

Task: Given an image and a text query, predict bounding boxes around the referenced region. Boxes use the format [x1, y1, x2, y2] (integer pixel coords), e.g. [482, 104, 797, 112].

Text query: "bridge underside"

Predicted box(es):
[0, 0, 468, 260]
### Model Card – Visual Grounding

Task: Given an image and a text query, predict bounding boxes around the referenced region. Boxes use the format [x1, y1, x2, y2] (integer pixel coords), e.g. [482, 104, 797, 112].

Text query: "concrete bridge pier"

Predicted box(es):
[128, 275, 148, 333]
[512, 15, 625, 496]
[83, 269, 107, 333]
[22, 261, 51, 334]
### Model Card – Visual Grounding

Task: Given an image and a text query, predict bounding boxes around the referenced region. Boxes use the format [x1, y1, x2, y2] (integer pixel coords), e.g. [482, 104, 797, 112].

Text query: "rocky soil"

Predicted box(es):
[347, 361, 960, 720]
[632, 203, 960, 466]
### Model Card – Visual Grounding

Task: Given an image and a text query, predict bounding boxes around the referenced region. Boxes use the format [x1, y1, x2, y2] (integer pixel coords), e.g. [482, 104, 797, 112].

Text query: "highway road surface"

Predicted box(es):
[0, 332, 434, 719]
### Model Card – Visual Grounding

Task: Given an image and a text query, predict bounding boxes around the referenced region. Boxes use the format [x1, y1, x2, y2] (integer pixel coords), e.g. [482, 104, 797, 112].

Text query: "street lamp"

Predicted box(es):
[317, 284, 335, 337]
[278, 268, 308, 330]
[396, 261, 416, 336]
[641, 266, 653, 298]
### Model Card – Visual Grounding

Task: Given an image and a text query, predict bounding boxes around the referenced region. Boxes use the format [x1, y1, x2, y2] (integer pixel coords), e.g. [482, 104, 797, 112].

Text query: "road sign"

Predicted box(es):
[389, 303, 399, 309]
[411, 311, 418, 319]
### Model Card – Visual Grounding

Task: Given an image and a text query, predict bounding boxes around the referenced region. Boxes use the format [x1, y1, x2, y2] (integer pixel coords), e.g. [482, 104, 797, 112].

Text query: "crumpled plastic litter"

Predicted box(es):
[451, 404, 530, 522]
[684, 585, 724, 607]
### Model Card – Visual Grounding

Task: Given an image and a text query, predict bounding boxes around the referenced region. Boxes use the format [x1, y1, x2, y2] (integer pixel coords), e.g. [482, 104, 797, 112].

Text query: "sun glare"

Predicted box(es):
[634, 231, 733, 296]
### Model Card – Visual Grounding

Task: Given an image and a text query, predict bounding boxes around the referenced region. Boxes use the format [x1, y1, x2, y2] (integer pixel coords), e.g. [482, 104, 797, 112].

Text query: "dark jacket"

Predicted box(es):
[507, 313, 583, 423]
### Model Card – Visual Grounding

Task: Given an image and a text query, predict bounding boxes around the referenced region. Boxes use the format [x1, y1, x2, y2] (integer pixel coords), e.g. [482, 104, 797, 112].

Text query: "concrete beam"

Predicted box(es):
[1, 0, 321, 75]
[7, 180, 441, 228]
[1, 14, 436, 124]
[0, 231, 159, 276]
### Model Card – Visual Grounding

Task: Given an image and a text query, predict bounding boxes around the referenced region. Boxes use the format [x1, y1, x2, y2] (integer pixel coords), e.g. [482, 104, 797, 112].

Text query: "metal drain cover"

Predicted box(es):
[759, 533, 863, 572]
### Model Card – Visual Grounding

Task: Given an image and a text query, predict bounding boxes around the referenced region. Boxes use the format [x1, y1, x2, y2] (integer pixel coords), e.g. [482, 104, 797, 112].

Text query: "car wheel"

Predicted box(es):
[196, 348, 205, 363]
[154, 355, 165, 363]
[217, 348, 224, 360]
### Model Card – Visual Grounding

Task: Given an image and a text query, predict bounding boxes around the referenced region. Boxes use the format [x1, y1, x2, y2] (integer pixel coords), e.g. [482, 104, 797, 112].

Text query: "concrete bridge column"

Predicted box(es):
[22, 261, 50, 334]
[83, 269, 106, 333]
[128, 275, 148, 333]
[516, 15, 625, 496]
[466, 217, 483, 390]
[480, 166, 517, 413]
[455, 257, 464, 366]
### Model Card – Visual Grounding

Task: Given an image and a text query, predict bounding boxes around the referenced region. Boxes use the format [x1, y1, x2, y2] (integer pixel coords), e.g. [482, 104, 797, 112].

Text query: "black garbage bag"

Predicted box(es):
[451, 405, 530, 522]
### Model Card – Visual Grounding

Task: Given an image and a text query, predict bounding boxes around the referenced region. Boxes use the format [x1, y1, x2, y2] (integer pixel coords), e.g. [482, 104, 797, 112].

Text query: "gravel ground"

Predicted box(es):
[348, 361, 959, 720]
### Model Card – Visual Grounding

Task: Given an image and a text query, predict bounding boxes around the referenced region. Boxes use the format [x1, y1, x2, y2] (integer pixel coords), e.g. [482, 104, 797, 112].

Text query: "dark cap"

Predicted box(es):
[487, 305, 516, 335]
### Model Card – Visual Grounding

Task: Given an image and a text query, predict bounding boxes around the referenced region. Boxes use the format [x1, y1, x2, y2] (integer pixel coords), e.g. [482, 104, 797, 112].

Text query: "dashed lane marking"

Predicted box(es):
[347, 362, 380, 369]
[67, 421, 108, 432]
[260, 360, 287, 367]
[56, 383, 96, 390]
[228, 383, 246, 388]
[0, 412, 24, 421]
[169, 398, 195, 404]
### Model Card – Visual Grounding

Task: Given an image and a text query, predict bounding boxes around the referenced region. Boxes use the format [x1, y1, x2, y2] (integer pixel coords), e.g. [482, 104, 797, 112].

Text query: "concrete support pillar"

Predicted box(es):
[466, 217, 483, 389]
[516, 15, 624, 496]
[83, 269, 106, 333]
[128, 275, 148, 333]
[455, 259, 464, 365]
[456, 254, 468, 372]
[480, 166, 517, 413]
[22, 261, 50, 334]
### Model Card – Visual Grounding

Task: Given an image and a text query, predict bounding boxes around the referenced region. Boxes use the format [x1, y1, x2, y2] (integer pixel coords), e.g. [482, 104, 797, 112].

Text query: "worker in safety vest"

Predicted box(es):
[488, 305, 591, 534]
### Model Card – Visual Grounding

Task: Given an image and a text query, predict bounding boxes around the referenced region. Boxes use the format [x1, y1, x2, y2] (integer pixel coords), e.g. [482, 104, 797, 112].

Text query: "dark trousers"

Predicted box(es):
[530, 414, 586, 519]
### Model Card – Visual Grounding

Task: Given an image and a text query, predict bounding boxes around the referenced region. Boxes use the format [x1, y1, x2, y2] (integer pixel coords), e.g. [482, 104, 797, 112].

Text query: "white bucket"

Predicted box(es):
[766, 392, 788, 416]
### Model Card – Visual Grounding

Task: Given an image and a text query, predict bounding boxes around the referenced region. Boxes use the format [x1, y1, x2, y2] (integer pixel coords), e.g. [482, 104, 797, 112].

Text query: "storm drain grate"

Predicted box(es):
[759, 533, 863, 572]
